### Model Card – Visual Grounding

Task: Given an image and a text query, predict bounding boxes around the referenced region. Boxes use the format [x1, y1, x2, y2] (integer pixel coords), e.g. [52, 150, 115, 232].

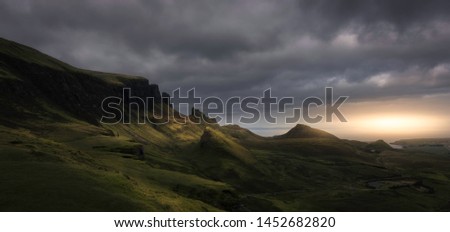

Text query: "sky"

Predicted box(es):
[1, 0, 450, 141]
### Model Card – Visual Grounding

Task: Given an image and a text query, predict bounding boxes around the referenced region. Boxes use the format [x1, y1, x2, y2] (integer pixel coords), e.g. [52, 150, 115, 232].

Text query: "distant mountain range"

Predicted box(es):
[1, 37, 450, 212]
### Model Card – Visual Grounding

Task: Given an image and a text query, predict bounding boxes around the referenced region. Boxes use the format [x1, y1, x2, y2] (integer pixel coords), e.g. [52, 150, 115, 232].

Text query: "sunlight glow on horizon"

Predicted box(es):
[356, 115, 441, 134]
[319, 113, 449, 142]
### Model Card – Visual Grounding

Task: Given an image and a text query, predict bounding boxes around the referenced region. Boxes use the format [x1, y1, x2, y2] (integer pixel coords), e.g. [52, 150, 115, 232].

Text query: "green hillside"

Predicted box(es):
[1, 37, 450, 212]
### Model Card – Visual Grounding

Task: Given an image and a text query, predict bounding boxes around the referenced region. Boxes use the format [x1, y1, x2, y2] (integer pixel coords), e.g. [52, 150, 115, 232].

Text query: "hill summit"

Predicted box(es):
[275, 124, 338, 139]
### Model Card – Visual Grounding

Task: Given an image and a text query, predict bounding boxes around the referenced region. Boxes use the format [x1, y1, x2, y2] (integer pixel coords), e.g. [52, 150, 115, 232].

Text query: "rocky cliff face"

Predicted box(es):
[190, 107, 217, 124]
[0, 40, 164, 126]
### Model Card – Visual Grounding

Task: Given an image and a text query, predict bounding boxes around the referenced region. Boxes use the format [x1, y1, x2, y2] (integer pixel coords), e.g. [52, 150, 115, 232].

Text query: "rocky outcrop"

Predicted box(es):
[189, 107, 217, 124]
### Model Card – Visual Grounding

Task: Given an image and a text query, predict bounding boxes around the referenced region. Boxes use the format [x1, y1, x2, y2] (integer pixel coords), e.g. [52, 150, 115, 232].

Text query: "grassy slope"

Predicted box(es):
[0, 123, 225, 211]
[0, 37, 226, 211]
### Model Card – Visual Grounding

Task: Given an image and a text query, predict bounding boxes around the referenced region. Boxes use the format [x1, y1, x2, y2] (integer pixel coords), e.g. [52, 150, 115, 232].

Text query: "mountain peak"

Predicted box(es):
[276, 124, 338, 139]
[293, 124, 311, 129]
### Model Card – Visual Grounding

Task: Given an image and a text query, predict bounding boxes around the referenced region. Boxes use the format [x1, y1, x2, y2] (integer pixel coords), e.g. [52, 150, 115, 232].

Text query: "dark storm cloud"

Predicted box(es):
[1, 0, 450, 101]
[298, 0, 450, 33]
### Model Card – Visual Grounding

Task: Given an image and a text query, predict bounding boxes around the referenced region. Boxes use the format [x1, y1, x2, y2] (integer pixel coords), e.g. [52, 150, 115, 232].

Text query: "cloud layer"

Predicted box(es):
[1, 0, 450, 101]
